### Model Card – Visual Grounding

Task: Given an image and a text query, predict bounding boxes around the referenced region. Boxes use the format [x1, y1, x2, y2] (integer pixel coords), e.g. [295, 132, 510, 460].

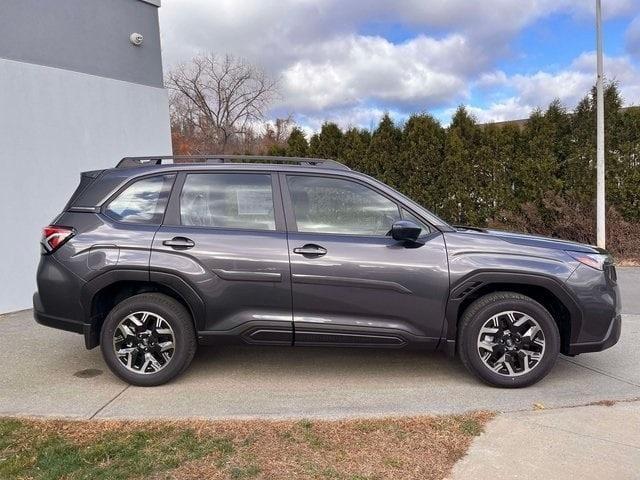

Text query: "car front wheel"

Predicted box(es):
[458, 291, 560, 388]
[100, 293, 197, 386]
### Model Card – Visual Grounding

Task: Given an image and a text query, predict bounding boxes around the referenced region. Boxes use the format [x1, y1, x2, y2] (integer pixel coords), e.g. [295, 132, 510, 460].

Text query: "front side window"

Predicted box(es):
[287, 175, 400, 236]
[180, 173, 275, 230]
[105, 175, 174, 224]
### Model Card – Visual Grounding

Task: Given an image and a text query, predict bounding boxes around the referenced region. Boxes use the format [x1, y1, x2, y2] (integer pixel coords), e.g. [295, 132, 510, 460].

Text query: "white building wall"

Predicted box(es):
[0, 58, 171, 313]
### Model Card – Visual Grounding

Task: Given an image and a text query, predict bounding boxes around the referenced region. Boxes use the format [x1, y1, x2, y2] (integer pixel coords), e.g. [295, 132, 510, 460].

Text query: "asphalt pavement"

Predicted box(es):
[0, 268, 638, 421]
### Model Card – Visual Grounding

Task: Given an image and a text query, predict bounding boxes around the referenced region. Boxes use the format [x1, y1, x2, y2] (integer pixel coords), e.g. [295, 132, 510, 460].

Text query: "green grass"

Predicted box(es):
[0, 419, 232, 480]
[458, 418, 483, 437]
[297, 419, 327, 449]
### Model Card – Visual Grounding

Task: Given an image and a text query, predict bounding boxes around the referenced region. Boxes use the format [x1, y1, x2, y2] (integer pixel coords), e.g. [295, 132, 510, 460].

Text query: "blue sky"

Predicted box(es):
[160, 0, 640, 130]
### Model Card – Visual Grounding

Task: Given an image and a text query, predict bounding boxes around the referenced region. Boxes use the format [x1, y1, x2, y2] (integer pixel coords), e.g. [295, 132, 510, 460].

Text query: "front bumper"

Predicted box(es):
[567, 313, 621, 355]
[564, 263, 622, 355]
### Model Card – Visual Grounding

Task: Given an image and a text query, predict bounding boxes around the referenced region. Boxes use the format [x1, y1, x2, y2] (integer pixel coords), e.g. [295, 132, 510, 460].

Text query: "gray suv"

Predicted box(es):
[34, 156, 621, 388]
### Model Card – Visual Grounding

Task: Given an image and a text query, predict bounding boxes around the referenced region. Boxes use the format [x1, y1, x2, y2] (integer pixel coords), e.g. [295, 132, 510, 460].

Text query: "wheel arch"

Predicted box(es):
[443, 271, 583, 355]
[81, 269, 205, 348]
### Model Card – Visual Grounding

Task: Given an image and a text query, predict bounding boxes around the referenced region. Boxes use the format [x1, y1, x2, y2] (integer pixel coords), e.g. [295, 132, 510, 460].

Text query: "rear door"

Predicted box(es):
[281, 173, 449, 348]
[151, 171, 293, 345]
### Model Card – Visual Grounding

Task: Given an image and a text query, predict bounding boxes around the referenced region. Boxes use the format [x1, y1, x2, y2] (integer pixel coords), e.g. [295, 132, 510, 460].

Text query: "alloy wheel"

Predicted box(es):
[112, 311, 175, 374]
[477, 310, 546, 377]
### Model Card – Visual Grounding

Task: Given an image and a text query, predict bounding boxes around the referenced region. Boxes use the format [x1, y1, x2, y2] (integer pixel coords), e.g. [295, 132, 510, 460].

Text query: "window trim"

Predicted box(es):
[280, 172, 408, 238]
[101, 173, 176, 226]
[400, 207, 432, 237]
[164, 171, 285, 232]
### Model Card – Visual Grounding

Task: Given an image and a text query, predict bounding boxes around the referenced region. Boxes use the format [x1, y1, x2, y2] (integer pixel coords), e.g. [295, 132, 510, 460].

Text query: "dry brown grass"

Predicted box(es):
[617, 259, 640, 267]
[1, 412, 493, 480]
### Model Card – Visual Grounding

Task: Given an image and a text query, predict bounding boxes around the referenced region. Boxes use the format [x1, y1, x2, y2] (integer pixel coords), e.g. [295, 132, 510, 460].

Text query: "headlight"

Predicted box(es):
[565, 251, 610, 270]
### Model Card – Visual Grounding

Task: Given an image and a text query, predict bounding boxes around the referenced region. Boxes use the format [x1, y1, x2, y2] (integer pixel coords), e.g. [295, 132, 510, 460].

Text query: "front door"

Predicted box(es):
[281, 173, 449, 349]
[151, 171, 293, 345]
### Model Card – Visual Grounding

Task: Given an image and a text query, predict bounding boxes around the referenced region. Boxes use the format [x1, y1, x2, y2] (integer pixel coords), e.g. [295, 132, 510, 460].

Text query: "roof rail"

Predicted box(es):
[116, 155, 350, 171]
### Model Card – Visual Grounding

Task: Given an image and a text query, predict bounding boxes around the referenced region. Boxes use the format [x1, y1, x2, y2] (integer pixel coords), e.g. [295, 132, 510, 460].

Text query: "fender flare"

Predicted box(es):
[442, 270, 584, 353]
[81, 269, 206, 348]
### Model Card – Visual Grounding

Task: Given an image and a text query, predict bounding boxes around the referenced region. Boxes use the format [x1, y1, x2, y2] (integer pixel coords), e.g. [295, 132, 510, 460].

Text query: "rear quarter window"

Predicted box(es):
[105, 175, 175, 224]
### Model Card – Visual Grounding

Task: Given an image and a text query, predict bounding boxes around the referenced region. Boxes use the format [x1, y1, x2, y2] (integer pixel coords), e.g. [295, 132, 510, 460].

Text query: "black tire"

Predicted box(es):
[458, 291, 560, 388]
[100, 293, 197, 387]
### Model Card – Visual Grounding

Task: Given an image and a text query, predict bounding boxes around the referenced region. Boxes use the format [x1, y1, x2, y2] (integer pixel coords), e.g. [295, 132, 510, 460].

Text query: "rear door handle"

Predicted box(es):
[293, 244, 327, 256]
[163, 237, 195, 249]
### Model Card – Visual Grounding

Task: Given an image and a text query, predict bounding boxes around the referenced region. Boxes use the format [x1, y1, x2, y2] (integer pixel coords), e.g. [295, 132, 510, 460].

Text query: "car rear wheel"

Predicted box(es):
[100, 293, 196, 386]
[458, 292, 560, 388]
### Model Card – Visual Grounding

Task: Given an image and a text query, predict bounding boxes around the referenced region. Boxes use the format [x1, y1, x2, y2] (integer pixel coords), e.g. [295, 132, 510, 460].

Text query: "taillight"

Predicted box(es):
[41, 226, 74, 253]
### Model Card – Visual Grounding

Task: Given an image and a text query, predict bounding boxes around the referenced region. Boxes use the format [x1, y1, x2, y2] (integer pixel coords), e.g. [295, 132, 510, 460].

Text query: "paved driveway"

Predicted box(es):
[1, 268, 638, 420]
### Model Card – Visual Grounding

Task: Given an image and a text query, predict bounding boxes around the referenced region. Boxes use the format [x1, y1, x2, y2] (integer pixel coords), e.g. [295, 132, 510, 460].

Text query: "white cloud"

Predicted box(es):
[159, 0, 637, 68]
[510, 70, 592, 107]
[279, 34, 474, 112]
[464, 53, 640, 123]
[464, 98, 535, 124]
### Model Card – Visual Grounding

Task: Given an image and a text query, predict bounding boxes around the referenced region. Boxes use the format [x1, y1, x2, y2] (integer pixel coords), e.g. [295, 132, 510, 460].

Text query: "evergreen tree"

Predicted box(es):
[601, 84, 625, 217]
[309, 133, 321, 157]
[339, 127, 370, 171]
[475, 124, 521, 223]
[440, 127, 469, 224]
[516, 109, 562, 205]
[543, 100, 572, 191]
[286, 127, 309, 157]
[366, 114, 402, 188]
[616, 106, 640, 221]
[495, 124, 522, 217]
[445, 107, 483, 224]
[399, 114, 445, 213]
[267, 144, 287, 156]
[566, 95, 595, 202]
[566, 83, 622, 205]
[309, 122, 343, 159]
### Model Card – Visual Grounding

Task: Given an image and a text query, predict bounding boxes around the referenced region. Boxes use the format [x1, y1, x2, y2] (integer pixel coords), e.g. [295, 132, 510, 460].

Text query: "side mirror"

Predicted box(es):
[389, 220, 422, 244]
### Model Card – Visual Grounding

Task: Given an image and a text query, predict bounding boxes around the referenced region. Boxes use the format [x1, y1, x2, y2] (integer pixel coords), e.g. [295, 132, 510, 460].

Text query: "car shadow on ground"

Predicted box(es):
[189, 343, 471, 381]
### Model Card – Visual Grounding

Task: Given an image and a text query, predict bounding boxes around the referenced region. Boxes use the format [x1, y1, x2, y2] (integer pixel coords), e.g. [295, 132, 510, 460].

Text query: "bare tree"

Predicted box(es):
[167, 54, 279, 153]
[265, 115, 295, 143]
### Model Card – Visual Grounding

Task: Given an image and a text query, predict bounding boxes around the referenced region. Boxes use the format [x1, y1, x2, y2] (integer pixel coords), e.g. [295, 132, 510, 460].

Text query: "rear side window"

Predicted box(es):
[180, 173, 275, 230]
[105, 175, 174, 224]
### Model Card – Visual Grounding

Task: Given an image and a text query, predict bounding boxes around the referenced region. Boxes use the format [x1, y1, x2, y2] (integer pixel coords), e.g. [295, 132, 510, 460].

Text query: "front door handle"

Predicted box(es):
[293, 244, 327, 256]
[163, 236, 195, 249]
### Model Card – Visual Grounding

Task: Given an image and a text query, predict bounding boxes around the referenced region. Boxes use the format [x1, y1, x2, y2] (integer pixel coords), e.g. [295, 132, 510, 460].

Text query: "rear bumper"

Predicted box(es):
[567, 313, 621, 355]
[33, 292, 96, 348]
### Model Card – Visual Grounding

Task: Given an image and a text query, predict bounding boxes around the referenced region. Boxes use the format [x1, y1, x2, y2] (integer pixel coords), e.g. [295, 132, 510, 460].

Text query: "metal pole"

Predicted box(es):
[596, 0, 606, 248]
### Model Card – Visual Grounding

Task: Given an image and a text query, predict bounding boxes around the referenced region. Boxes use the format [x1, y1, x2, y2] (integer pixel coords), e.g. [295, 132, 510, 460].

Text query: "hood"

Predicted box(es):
[453, 226, 603, 254]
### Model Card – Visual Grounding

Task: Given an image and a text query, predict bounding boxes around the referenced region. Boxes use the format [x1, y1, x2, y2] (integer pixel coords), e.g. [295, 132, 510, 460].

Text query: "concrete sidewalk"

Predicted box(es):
[449, 267, 640, 480]
[451, 400, 640, 480]
[0, 268, 638, 421]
